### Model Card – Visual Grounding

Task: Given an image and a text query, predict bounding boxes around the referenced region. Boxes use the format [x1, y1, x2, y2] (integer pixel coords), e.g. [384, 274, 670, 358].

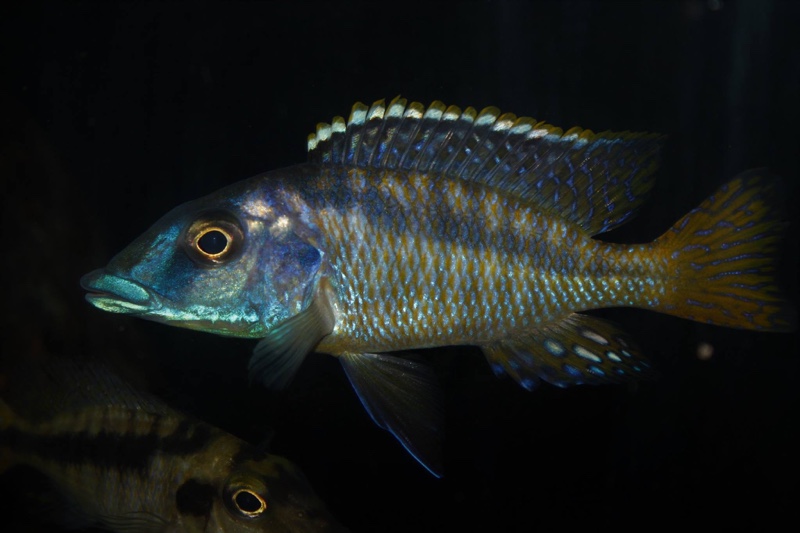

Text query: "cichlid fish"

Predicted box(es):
[0, 355, 348, 532]
[81, 97, 795, 477]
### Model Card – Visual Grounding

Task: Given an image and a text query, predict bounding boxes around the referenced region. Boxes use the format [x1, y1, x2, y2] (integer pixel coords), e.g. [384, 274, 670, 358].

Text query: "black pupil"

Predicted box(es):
[197, 230, 228, 255]
[235, 491, 262, 513]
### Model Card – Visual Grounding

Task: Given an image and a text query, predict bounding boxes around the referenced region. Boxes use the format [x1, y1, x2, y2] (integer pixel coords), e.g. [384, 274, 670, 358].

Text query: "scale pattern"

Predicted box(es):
[312, 168, 669, 354]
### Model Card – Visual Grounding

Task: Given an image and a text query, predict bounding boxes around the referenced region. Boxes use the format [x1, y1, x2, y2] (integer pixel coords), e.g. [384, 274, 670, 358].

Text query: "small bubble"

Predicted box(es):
[697, 342, 714, 360]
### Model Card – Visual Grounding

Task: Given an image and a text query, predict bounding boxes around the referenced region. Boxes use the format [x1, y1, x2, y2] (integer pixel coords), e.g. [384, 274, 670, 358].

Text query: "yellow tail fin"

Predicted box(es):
[654, 169, 795, 331]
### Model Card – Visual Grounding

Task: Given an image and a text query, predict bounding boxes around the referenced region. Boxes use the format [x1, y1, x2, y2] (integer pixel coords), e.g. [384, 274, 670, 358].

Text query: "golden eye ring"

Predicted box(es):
[184, 213, 244, 265]
[193, 226, 234, 259]
[230, 488, 267, 517]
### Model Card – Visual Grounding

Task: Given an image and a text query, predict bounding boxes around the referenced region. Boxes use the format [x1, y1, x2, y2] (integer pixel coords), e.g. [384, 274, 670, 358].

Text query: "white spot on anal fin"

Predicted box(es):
[544, 338, 565, 356]
[580, 328, 609, 345]
[573, 344, 602, 363]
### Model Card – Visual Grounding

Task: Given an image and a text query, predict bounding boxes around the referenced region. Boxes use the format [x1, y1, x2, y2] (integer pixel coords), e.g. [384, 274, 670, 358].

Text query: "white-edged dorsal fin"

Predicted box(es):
[307, 97, 665, 235]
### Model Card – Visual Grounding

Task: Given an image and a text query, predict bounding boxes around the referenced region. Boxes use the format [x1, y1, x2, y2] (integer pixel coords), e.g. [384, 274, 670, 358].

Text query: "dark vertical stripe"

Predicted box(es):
[175, 479, 215, 516]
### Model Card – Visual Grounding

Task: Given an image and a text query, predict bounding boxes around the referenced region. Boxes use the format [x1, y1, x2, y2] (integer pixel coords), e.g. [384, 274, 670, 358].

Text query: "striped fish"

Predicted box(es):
[81, 97, 795, 477]
[0, 356, 348, 532]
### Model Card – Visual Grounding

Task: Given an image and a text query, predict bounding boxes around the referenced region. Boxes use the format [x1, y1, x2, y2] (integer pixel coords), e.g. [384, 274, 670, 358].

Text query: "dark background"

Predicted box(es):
[2, 1, 798, 531]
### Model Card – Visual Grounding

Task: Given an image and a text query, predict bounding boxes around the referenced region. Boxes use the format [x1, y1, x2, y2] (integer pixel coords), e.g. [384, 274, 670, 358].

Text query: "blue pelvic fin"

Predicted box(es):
[307, 97, 664, 235]
[249, 284, 335, 390]
[482, 313, 656, 390]
[340, 352, 444, 478]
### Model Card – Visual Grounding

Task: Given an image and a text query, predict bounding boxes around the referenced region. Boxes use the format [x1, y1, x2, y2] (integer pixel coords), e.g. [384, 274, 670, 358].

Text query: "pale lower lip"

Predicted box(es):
[84, 292, 152, 314]
[81, 269, 158, 314]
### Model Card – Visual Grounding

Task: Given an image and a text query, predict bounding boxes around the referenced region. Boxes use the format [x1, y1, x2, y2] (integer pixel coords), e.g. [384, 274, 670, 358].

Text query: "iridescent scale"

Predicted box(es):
[303, 97, 666, 357]
[313, 168, 669, 354]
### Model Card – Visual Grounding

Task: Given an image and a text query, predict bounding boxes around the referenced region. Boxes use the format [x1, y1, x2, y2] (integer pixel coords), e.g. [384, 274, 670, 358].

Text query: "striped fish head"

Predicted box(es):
[81, 173, 323, 339]
[183, 451, 349, 532]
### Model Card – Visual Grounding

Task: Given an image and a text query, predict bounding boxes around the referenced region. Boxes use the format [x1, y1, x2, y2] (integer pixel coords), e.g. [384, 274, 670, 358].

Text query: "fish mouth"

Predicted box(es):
[80, 269, 161, 315]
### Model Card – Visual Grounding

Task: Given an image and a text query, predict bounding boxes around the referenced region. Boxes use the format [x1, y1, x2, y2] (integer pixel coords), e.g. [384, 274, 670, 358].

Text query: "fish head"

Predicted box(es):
[81, 176, 323, 339]
[204, 452, 349, 533]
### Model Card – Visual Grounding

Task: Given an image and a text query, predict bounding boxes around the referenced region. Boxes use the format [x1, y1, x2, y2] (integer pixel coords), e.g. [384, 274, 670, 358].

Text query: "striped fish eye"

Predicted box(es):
[184, 212, 244, 265]
[230, 488, 267, 517]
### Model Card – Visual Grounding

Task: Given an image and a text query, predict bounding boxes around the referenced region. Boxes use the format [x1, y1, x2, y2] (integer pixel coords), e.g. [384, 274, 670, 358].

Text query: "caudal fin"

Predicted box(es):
[653, 169, 796, 331]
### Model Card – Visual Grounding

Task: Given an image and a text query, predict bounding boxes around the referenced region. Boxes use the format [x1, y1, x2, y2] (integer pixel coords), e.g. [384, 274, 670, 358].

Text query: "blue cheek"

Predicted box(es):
[135, 251, 199, 301]
[268, 240, 322, 296]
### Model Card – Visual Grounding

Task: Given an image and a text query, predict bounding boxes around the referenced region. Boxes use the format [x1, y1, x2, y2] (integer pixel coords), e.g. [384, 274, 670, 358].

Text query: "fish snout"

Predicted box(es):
[80, 269, 160, 314]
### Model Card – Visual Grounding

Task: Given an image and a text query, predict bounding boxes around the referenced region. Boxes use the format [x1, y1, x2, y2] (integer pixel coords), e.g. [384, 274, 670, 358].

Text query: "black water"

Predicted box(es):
[2, 1, 798, 531]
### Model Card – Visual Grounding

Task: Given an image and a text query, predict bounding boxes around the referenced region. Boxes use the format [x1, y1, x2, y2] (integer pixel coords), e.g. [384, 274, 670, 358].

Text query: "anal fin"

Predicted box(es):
[482, 313, 656, 390]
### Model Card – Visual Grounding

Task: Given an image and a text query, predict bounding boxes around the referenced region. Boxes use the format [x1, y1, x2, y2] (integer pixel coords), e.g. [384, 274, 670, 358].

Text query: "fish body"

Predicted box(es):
[81, 97, 795, 476]
[0, 357, 348, 532]
[311, 167, 662, 353]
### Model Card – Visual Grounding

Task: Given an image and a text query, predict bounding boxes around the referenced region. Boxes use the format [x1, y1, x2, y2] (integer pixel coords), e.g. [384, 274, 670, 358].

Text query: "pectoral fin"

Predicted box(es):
[249, 284, 335, 390]
[340, 352, 444, 478]
[482, 313, 656, 390]
[39, 482, 168, 533]
[97, 511, 169, 532]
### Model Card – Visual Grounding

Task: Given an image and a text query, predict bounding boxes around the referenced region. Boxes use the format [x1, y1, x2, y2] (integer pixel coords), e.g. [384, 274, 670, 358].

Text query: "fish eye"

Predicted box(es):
[197, 228, 230, 255]
[224, 487, 268, 519]
[184, 212, 244, 265]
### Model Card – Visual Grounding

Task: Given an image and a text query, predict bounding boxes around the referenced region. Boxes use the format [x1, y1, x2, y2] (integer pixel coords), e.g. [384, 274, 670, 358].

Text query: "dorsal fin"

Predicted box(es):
[307, 97, 665, 235]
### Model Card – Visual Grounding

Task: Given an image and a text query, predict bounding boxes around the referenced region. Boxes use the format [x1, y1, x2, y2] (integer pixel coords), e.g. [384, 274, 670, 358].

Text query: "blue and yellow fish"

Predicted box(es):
[81, 97, 795, 477]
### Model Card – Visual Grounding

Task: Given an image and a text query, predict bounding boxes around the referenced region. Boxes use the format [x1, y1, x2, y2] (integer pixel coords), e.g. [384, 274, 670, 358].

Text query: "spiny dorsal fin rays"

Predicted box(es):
[371, 96, 407, 169]
[307, 98, 665, 236]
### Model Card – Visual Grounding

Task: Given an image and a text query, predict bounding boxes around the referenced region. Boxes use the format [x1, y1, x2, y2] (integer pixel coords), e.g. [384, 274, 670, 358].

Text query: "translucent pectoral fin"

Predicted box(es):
[482, 313, 656, 390]
[44, 484, 168, 533]
[97, 511, 168, 533]
[340, 352, 444, 478]
[249, 286, 335, 390]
